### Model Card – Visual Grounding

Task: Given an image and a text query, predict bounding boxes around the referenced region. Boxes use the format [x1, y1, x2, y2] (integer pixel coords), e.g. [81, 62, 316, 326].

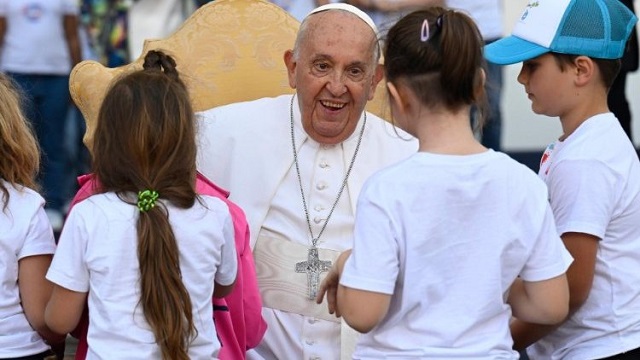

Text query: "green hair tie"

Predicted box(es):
[137, 190, 159, 213]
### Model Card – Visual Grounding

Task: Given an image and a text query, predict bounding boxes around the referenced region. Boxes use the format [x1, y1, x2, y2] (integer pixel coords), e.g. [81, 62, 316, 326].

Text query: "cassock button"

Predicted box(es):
[319, 161, 329, 168]
[305, 339, 315, 345]
[314, 205, 324, 212]
[316, 182, 328, 190]
[313, 217, 323, 224]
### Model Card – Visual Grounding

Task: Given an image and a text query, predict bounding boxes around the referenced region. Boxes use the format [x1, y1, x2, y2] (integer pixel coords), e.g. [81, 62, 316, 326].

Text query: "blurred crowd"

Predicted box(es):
[1, 0, 637, 233]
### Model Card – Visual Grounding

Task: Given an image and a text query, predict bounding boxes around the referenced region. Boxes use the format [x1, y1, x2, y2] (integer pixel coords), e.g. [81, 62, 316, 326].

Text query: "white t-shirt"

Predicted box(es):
[340, 150, 572, 359]
[529, 113, 640, 359]
[269, 0, 317, 21]
[127, 0, 195, 62]
[447, 0, 504, 40]
[47, 192, 237, 359]
[0, 180, 56, 358]
[369, 0, 504, 40]
[0, 0, 79, 74]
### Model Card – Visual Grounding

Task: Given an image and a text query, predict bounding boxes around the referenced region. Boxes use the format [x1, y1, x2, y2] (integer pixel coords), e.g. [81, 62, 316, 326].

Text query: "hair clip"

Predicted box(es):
[420, 19, 430, 42]
[436, 14, 444, 29]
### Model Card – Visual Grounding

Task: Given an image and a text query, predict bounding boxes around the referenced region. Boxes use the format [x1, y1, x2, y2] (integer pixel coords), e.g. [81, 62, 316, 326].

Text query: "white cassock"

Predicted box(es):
[197, 95, 417, 360]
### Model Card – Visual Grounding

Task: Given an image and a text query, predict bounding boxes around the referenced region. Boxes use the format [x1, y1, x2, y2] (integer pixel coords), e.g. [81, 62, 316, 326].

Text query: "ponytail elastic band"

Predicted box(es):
[137, 190, 159, 212]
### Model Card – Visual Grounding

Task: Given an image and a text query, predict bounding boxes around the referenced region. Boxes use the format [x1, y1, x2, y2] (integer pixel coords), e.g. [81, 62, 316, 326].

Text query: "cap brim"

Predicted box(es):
[484, 35, 550, 65]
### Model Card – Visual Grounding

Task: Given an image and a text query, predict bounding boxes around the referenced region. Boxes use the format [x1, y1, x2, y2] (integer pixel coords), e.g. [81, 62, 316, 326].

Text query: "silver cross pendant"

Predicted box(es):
[295, 246, 332, 300]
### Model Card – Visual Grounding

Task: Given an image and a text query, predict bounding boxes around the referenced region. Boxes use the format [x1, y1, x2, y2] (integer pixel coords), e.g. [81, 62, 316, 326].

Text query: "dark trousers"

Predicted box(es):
[8, 73, 71, 211]
[472, 38, 503, 152]
[608, 69, 633, 143]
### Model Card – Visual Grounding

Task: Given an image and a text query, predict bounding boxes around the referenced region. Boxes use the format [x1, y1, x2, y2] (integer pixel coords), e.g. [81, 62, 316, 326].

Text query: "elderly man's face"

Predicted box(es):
[284, 11, 381, 145]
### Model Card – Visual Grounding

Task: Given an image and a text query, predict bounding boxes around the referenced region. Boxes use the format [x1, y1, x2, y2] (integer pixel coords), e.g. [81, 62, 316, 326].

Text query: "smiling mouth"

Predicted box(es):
[320, 100, 346, 110]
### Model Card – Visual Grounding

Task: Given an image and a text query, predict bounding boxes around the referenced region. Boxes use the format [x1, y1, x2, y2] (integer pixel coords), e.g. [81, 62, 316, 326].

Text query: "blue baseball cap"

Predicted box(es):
[485, 0, 637, 65]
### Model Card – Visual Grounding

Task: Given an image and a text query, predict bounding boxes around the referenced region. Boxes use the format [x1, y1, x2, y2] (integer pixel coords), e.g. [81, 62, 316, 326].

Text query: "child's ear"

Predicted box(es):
[573, 56, 595, 87]
[386, 81, 406, 113]
[475, 68, 486, 100]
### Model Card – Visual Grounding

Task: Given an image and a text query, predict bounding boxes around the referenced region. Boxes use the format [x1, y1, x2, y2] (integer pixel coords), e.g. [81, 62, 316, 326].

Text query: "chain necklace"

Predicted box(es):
[290, 94, 367, 299]
[290, 94, 366, 247]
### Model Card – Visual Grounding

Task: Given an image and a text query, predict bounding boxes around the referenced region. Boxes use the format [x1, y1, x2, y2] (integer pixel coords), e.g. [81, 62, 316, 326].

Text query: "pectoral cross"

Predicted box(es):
[296, 246, 332, 300]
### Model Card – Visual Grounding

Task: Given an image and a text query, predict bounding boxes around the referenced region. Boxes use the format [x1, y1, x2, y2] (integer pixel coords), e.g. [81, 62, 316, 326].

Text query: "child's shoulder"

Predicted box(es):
[1, 180, 45, 205]
[0, 182, 47, 236]
[196, 193, 233, 216]
[560, 113, 629, 160]
[68, 192, 128, 219]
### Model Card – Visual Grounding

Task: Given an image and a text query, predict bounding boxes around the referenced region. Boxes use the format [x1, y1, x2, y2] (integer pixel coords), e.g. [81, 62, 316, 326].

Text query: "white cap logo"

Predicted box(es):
[520, 1, 540, 21]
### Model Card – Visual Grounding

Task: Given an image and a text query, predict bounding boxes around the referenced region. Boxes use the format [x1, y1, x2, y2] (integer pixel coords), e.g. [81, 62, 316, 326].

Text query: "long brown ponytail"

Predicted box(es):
[92, 50, 197, 359]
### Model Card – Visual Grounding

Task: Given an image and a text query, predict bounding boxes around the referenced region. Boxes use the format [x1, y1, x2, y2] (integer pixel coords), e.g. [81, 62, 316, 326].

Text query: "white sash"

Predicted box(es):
[254, 234, 359, 359]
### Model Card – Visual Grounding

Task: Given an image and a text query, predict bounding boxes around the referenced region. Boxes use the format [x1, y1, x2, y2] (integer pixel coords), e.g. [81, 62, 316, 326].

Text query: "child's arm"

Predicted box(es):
[213, 278, 236, 298]
[317, 250, 391, 333]
[213, 213, 238, 299]
[510, 232, 598, 350]
[45, 285, 87, 335]
[508, 274, 569, 324]
[19, 255, 67, 344]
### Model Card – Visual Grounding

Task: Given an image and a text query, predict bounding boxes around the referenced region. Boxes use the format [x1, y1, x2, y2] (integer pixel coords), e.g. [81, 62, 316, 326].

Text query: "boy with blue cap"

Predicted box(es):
[485, 0, 640, 359]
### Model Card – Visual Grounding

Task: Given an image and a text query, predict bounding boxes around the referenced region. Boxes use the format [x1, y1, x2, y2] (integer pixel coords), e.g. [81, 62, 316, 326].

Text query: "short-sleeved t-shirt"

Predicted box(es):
[341, 150, 572, 359]
[0, 0, 79, 74]
[0, 180, 56, 357]
[47, 192, 237, 359]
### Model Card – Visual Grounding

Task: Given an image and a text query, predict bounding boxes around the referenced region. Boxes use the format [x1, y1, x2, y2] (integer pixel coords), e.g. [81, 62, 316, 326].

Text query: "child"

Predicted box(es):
[0, 74, 65, 358]
[67, 172, 266, 360]
[44, 50, 238, 359]
[315, 8, 572, 358]
[485, 0, 640, 358]
[61, 49, 265, 359]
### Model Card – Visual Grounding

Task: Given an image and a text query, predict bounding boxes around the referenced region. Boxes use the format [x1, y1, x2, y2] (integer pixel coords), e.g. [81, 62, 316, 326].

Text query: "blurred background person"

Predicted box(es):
[448, 0, 505, 151]
[344, 0, 443, 35]
[269, 0, 329, 21]
[609, 0, 638, 144]
[0, 0, 82, 232]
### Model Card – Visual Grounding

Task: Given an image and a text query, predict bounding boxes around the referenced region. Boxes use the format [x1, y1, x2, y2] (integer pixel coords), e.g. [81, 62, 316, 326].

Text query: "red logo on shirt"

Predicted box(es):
[22, 3, 44, 21]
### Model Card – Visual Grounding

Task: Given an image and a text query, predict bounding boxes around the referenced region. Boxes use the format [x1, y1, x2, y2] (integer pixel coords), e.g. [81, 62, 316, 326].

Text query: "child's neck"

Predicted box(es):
[558, 94, 609, 141]
[415, 108, 486, 155]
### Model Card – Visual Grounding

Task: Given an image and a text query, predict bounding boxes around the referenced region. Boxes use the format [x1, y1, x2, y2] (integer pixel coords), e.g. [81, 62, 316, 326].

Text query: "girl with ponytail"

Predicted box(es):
[44, 50, 237, 359]
[316, 8, 572, 358]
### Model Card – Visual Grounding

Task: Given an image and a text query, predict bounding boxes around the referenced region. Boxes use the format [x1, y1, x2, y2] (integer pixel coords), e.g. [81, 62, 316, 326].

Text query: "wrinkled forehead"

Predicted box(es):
[303, 11, 378, 59]
[307, 10, 376, 39]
